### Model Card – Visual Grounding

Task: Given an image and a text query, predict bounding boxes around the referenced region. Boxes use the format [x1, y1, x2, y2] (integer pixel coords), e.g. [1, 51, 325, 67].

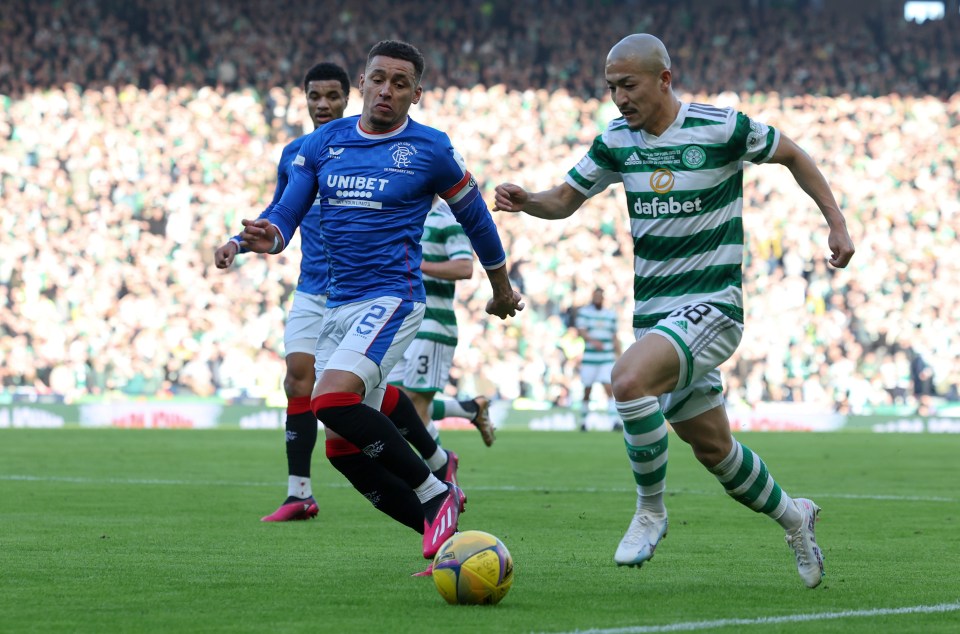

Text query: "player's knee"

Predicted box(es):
[283, 375, 313, 399]
[611, 366, 658, 402]
[611, 358, 681, 402]
[284, 356, 316, 398]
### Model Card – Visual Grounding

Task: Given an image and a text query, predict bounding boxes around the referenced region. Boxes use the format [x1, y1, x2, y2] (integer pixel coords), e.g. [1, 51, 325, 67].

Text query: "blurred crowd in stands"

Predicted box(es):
[2, 0, 958, 99]
[1, 0, 958, 415]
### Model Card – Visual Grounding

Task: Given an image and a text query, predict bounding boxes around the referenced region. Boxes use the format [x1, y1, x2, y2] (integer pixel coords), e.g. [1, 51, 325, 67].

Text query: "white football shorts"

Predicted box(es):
[284, 291, 327, 356]
[313, 296, 425, 410]
[580, 362, 613, 388]
[386, 338, 455, 393]
[636, 302, 742, 423]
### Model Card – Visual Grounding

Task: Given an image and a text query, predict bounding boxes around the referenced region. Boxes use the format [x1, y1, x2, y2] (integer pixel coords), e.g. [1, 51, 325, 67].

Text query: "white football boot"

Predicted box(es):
[614, 509, 668, 567]
[785, 498, 825, 588]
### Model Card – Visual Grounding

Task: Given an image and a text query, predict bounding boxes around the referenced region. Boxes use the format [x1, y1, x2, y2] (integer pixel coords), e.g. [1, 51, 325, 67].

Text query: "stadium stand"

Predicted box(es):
[1, 0, 958, 416]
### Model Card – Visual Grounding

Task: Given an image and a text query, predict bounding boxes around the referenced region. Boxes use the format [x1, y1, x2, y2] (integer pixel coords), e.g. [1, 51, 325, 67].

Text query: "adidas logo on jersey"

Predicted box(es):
[624, 152, 642, 166]
[673, 320, 689, 333]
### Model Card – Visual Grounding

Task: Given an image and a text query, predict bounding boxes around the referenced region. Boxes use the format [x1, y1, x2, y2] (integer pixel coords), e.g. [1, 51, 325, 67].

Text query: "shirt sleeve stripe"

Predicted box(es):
[440, 172, 473, 205]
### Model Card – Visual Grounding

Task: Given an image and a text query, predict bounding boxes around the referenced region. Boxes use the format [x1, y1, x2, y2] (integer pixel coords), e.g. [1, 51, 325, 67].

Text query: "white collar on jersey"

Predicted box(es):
[639, 102, 689, 145]
[355, 116, 410, 140]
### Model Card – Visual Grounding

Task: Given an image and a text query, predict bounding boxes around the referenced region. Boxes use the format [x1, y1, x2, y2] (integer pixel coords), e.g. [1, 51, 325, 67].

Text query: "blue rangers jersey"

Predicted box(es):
[267, 115, 505, 307]
[232, 134, 328, 295]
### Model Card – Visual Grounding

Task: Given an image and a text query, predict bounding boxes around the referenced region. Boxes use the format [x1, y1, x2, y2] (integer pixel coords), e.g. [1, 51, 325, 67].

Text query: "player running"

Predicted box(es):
[240, 40, 523, 559]
[216, 62, 490, 528]
[494, 33, 853, 587]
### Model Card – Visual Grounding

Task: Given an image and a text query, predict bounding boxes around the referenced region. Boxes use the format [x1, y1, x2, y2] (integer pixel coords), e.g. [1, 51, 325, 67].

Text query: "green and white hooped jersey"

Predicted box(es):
[565, 101, 780, 329]
[575, 304, 618, 365]
[418, 200, 473, 346]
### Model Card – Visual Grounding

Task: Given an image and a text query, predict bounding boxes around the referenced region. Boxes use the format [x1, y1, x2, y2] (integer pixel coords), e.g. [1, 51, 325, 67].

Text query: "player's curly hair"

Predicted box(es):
[303, 62, 351, 95]
[366, 40, 425, 84]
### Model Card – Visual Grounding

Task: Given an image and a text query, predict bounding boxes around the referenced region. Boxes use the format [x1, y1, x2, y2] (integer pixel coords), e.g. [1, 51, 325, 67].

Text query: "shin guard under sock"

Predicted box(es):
[326, 438, 424, 534]
[286, 396, 318, 478]
[312, 392, 431, 489]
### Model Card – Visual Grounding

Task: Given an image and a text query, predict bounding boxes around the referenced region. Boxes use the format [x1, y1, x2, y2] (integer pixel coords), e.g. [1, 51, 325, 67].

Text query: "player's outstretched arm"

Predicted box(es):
[218, 145, 296, 264]
[214, 240, 240, 269]
[768, 134, 855, 268]
[483, 264, 524, 320]
[240, 168, 319, 255]
[493, 182, 586, 220]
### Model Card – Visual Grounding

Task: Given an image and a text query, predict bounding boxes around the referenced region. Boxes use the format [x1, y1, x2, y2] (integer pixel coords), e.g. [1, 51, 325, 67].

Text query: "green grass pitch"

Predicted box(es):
[2, 429, 959, 633]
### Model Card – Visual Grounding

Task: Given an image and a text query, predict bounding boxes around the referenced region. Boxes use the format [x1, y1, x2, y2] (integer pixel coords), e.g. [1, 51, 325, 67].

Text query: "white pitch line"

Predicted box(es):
[0, 475, 955, 503]
[819, 492, 956, 502]
[464, 486, 956, 503]
[540, 601, 960, 634]
[0, 474, 283, 487]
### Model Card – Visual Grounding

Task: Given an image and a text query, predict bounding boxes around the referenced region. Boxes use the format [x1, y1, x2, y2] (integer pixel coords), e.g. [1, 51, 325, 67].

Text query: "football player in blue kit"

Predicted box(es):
[240, 40, 523, 559]
[216, 62, 466, 533]
[216, 62, 352, 522]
